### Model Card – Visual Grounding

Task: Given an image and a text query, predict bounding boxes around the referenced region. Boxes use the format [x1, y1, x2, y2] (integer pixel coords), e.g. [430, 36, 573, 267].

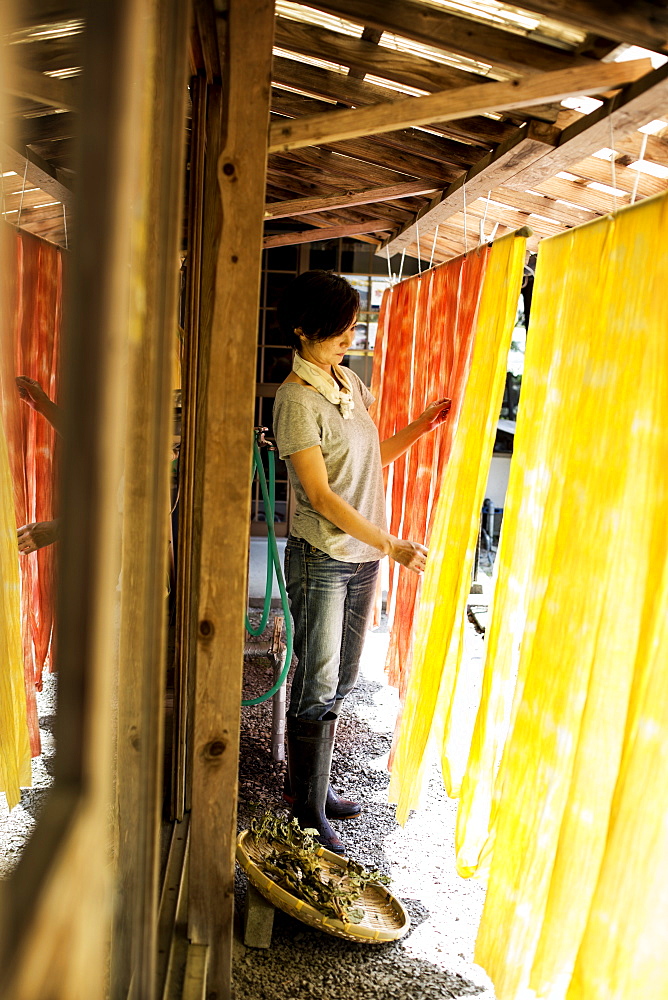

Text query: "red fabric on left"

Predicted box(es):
[2, 227, 62, 755]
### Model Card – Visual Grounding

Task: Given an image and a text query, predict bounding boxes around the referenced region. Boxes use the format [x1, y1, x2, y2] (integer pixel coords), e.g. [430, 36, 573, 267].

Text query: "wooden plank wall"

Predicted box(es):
[187, 1, 276, 996]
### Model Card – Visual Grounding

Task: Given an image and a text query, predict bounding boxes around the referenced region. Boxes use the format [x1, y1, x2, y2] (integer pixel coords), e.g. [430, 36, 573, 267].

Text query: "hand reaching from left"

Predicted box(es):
[16, 376, 50, 413]
[419, 397, 452, 431]
[18, 520, 60, 554]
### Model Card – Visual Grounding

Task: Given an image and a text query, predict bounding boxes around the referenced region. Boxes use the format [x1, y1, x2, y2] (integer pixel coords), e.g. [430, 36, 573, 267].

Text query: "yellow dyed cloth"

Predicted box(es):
[466, 192, 668, 1000]
[389, 231, 526, 822]
[0, 410, 32, 810]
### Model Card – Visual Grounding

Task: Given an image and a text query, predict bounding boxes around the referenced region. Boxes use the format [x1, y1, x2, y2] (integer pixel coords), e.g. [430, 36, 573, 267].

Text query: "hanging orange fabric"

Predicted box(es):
[2, 227, 62, 756]
[370, 249, 490, 697]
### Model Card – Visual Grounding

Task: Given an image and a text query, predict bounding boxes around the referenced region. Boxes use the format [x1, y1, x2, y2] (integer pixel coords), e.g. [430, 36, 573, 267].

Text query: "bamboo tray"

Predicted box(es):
[236, 829, 410, 943]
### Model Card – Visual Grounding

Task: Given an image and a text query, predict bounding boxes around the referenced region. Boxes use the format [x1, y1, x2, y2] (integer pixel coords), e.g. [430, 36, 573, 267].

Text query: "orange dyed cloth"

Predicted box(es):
[2, 227, 62, 756]
[370, 250, 490, 698]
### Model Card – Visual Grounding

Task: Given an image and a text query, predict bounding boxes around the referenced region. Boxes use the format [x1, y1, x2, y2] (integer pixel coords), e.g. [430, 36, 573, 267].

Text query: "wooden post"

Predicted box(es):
[173, 71, 207, 823]
[111, 1, 191, 998]
[188, 1, 275, 996]
[0, 0, 167, 996]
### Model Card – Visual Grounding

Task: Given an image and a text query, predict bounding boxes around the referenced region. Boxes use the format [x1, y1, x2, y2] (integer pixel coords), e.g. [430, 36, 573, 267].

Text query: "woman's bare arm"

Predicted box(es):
[380, 397, 451, 467]
[290, 445, 427, 573]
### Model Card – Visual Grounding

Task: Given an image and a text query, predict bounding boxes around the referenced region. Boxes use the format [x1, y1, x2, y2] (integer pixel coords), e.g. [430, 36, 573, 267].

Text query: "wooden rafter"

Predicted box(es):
[502, 62, 668, 192]
[324, 137, 461, 184]
[264, 220, 389, 247]
[508, 0, 668, 54]
[270, 90, 487, 166]
[307, 0, 595, 74]
[273, 16, 489, 93]
[1, 142, 74, 207]
[264, 180, 440, 219]
[491, 185, 598, 226]
[530, 175, 634, 214]
[8, 66, 79, 112]
[566, 155, 664, 198]
[271, 56, 515, 146]
[381, 120, 559, 253]
[268, 58, 652, 153]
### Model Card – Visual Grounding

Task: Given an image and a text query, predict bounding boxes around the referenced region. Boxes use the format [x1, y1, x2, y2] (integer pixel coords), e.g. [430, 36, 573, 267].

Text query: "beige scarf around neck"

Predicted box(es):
[293, 352, 355, 420]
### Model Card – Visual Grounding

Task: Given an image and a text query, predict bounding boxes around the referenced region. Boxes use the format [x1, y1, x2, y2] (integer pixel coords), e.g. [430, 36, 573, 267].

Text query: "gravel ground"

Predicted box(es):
[0, 672, 57, 881]
[235, 612, 495, 1000]
[0, 607, 497, 1000]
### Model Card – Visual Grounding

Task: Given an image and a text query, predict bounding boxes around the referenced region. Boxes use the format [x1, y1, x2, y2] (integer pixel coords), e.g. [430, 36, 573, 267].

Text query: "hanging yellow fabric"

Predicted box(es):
[468, 192, 668, 1000]
[389, 231, 526, 823]
[0, 406, 32, 810]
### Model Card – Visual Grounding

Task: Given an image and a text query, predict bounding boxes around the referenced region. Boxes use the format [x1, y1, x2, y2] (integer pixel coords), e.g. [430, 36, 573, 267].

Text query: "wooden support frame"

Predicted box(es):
[502, 62, 668, 192]
[268, 58, 652, 153]
[188, 3, 275, 997]
[507, 0, 668, 53]
[381, 120, 559, 253]
[264, 180, 439, 219]
[8, 65, 80, 111]
[111, 0, 191, 997]
[309, 0, 596, 74]
[0, 142, 74, 207]
[173, 71, 208, 824]
[264, 220, 389, 247]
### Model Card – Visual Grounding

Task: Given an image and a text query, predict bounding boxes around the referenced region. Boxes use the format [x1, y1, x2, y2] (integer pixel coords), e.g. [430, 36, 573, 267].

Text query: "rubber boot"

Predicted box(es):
[286, 714, 345, 855]
[283, 773, 362, 819]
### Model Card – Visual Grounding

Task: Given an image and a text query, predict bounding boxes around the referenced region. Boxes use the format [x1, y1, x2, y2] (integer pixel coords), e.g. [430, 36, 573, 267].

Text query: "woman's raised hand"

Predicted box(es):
[419, 397, 451, 431]
[388, 537, 428, 574]
[16, 376, 50, 414]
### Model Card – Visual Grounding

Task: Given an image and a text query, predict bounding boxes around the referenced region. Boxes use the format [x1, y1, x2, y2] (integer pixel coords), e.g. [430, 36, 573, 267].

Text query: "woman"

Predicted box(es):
[274, 270, 450, 853]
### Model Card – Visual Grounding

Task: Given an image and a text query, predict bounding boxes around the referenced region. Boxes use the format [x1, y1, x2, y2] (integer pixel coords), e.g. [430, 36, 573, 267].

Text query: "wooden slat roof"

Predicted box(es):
[5, 0, 668, 260]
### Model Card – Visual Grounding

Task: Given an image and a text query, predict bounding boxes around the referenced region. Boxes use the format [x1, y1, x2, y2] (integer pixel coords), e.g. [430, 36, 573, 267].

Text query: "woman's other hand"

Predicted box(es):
[16, 376, 50, 414]
[18, 520, 59, 554]
[419, 397, 451, 431]
[388, 537, 428, 574]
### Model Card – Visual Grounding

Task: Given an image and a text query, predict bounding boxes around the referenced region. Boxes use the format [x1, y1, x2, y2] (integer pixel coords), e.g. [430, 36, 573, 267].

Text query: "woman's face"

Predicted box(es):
[298, 319, 356, 372]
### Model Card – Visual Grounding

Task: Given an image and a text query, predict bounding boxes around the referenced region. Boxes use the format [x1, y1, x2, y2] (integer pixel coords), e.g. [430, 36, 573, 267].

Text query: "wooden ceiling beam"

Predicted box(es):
[380, 119, 559, 253]
[324, 137, 461, 183]
[16, 110, 77, 146]
[264, 220, 390, 248]
[271, 90, 486, 166]
[270, 145, 423, 189]
[503, 62, 668, 191]
[264, 180, 440, 219]
[616, 131, 668, 166]
[492, 185, 598, 226]
[566, 155, 665, 197]
[347, 25, 382, 82]
[7, 66, 79, 112]
[532, 175, 632, 214]
[273, 16, 488, 93]
[308, 0, 595, 74]
[269, 58, 651, 152]
[505, 1, 668, 54]
[271, 57, 515, 146]
[1, 142, 74, 207]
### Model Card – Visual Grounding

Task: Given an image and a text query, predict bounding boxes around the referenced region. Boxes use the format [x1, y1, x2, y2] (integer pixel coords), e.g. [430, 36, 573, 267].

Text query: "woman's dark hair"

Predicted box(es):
[277, 270, 360, 349]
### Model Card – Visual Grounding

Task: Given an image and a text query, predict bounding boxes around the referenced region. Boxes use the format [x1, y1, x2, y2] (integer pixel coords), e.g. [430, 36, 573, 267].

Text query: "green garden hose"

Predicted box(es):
[242, 435, 293, 707]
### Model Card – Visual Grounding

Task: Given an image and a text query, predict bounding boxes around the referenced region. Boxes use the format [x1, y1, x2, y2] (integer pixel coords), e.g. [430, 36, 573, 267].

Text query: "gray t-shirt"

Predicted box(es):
[273, 370, 387, 562]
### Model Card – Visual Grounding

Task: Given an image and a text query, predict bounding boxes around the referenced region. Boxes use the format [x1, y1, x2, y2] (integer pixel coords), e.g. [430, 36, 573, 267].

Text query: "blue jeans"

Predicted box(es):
[285, 536, 380, 721]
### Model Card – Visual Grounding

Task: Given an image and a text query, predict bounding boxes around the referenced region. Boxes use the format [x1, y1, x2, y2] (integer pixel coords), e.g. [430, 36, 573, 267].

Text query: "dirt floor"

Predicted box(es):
[234, 610, 495, 1000]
